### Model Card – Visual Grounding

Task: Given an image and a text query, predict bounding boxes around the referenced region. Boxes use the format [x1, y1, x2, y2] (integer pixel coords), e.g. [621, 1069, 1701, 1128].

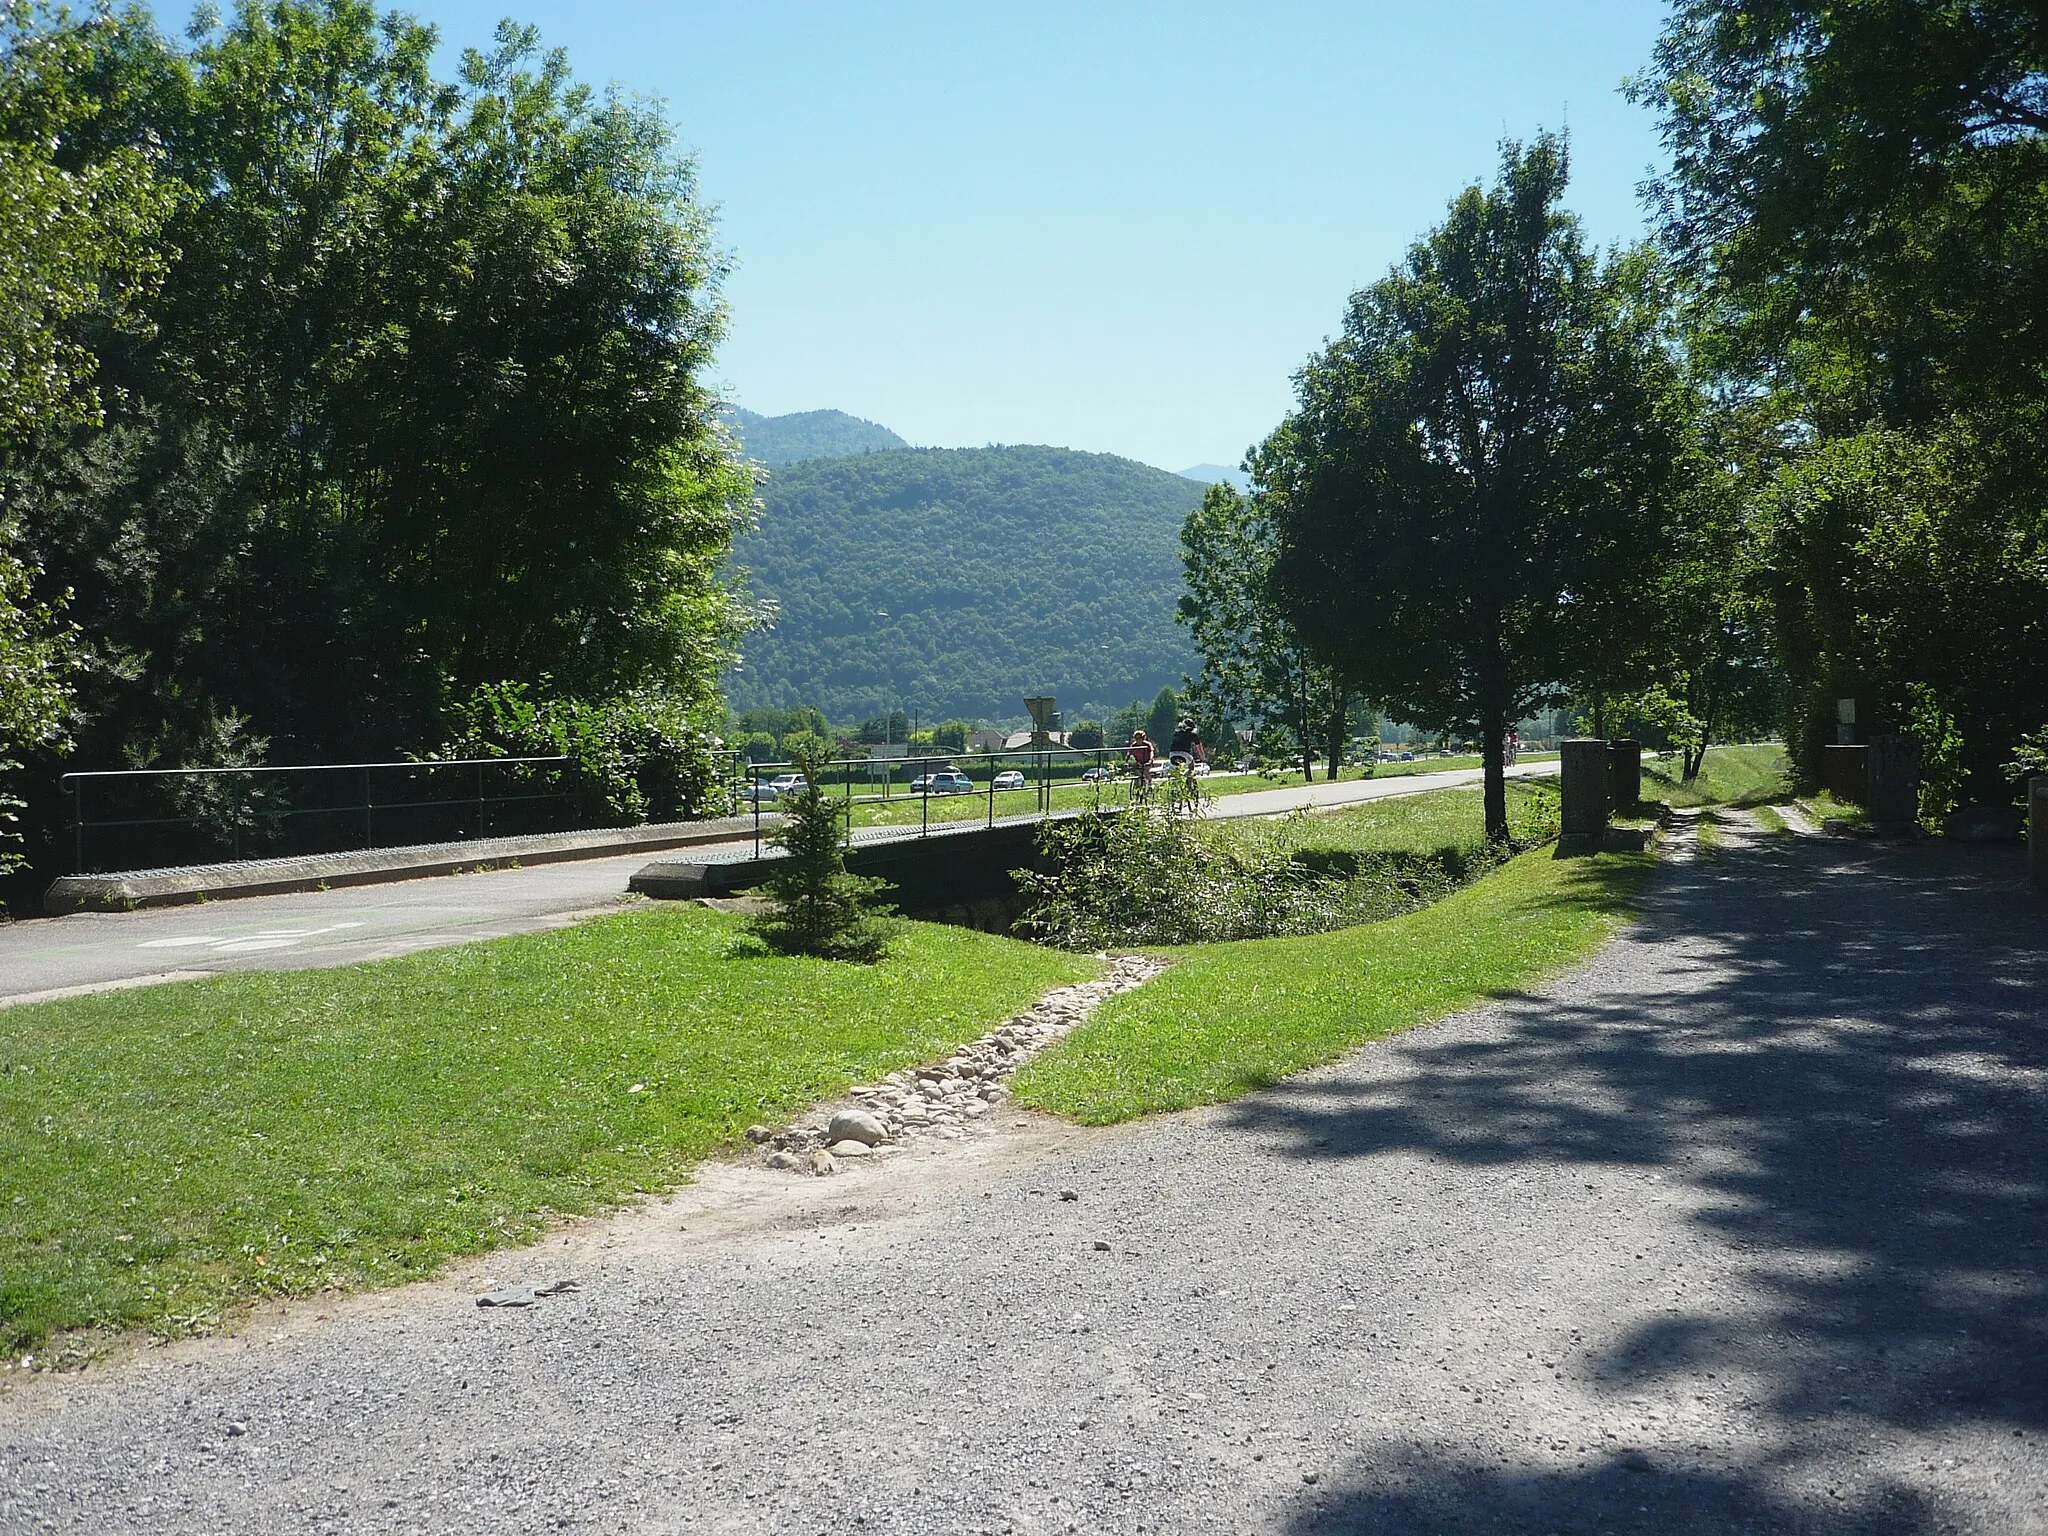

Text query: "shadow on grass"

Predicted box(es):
[1228, 834, 2046, 1530]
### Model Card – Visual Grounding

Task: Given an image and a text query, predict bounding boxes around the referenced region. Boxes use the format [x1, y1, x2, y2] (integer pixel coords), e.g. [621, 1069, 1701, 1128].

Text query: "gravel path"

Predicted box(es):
[3, 818, 2044, 1534]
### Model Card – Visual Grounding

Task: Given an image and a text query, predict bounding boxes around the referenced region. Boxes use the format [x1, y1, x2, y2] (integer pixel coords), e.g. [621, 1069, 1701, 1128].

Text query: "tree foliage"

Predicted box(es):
[1261, 137, 1694, 840]
[1637, 0, 2048, 800]
[1, 1, 752, 887]
[0, 2, 174, 874]
[1178, 483, 1350, 782]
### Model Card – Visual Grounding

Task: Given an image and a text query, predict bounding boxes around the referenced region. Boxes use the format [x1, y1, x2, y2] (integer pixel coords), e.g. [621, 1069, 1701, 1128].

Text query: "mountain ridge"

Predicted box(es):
[727, 443, 1202, 722]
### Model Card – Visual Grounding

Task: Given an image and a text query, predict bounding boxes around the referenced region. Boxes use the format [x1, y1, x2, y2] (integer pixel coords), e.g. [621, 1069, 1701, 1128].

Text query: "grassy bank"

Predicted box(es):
[1640, 743, 1789, 808]
[1199, 779, 1558, 864]
[0, 910, 1092, 1355]
[1012, 841, 1653, 1125]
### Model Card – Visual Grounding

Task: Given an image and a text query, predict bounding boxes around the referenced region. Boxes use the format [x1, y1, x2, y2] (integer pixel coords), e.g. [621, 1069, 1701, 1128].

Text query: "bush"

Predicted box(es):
[1017, 781, 1559, 950]
[436, 681, 734, 825]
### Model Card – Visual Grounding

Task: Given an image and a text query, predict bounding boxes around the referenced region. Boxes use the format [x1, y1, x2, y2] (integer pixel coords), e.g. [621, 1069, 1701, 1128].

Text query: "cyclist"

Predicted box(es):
[1124, 728, 1156, 795]
[1168, 717, 1206, 774]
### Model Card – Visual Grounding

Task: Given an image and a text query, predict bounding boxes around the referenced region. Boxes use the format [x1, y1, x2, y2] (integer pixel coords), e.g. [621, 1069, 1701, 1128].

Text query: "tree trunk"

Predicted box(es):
[1324, 689, 1347, 782]
[1481, 699, 1509, 844]
[1295, 675, 1313, 782]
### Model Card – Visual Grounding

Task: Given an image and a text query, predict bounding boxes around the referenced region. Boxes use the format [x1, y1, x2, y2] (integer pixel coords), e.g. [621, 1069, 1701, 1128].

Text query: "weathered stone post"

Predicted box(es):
[1866, 732, 1923, 828]
[2031, 776, 2047, 895]
[1608, 738, 1642, 811]
[1561, 738, 1609, 840]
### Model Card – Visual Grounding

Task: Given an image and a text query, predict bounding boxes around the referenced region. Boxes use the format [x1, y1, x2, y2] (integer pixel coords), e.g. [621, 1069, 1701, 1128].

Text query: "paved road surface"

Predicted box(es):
[0, 762, 1553, 1003]
[2, 814, 2041, 1533]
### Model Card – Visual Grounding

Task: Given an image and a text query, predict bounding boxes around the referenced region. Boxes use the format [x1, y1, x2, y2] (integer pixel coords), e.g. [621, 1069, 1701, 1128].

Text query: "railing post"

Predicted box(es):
[364, 766, 374, 849]
[921, 757, 930, 838]
[752, 765, 761, 858]
[72, 778, 84, 873]
[476, 761, 486, 838]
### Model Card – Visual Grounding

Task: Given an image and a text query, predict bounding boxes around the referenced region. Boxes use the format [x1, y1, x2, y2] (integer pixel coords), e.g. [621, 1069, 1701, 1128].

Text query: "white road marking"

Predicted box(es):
[136, 922, 365, 953]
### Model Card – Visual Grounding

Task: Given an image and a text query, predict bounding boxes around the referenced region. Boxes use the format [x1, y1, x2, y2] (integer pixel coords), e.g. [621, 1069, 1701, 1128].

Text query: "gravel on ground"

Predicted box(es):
[2, 815, 2043, 1534]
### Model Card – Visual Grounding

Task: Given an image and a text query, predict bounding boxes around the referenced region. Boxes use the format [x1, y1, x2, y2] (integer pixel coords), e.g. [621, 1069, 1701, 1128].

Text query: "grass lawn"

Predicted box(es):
[0, 909, 1093, 1356]
[1011, 841, 1653, 1125]
[1199, 780, 1559, 864]
[1640, 742, 1790, 808]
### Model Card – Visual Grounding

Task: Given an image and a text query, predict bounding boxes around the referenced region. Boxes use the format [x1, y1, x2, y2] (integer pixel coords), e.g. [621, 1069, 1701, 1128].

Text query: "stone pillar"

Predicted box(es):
[1866, 733, 1922, 827]
[2031, 776, 2047, 895]
[1823, 744, 1869, 805]
[1608, 738, 1642, 811]
[1561, 738, 1609, 839]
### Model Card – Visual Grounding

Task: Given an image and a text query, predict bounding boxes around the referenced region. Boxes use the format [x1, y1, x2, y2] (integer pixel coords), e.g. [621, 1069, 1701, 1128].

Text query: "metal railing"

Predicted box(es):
[726, 746, 1188, 858]
[60, 756, 579, 874]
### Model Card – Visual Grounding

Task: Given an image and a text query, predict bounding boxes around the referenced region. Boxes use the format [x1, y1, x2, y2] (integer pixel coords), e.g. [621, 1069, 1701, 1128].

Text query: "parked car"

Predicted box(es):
[766, 773, 811, 795]
[1079, 766, 1109, 783]
[739, 781, 779, 803]
[992, 769, 1026, 791]
[909, 769, 975, 795]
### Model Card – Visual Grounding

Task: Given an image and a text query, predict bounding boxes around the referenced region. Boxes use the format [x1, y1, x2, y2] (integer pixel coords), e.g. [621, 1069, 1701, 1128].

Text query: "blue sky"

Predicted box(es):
[171, 1, 1675, 472]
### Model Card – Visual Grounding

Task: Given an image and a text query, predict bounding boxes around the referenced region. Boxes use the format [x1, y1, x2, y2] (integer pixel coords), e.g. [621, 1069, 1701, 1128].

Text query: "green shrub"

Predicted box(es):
[745, 757, 899, 962]
[436, 680, 733, 825]
[1015, 780, 1551, 949]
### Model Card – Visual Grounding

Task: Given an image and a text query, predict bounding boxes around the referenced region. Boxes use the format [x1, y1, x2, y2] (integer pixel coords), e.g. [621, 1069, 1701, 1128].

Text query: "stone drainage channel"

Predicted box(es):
[744, 953, 1165, 1175]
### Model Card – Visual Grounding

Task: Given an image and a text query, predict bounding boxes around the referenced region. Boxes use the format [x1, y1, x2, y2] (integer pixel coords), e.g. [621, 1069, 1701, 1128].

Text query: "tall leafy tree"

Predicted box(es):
[1261, 136, 1693, 842]
[0, 2, 171, 873]
[1177, 482, 1350, 781]
[1634, 1, 2048, 798]
[4, 1, 752, 887]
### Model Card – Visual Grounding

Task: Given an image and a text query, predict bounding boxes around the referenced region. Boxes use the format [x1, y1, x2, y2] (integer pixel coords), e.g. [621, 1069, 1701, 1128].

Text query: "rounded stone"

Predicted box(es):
[827, 1108, 888, 1147]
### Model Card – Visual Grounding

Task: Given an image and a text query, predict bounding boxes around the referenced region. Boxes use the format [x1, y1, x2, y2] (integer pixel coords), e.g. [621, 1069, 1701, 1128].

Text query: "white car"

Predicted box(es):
[766, 773, 811, 796]
[992, 770, 1026, 791]
[909, 770, 975, 795]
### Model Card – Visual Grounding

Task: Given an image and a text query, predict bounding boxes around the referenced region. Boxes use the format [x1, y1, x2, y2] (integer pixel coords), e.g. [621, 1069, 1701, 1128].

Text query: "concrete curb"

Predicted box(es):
[43, 816, 779, 913]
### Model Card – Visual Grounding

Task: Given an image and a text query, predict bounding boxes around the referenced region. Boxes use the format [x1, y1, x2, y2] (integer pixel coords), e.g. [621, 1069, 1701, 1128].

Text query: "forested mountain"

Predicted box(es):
[728, 446, 1203, 721]
[1178, 463, 1251, 492]
[729, 407, 906, 465]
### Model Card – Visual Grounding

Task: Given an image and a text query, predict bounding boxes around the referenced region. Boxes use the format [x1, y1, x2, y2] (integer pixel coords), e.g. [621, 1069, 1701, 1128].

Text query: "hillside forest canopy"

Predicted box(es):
[726, 444, 1202, 725]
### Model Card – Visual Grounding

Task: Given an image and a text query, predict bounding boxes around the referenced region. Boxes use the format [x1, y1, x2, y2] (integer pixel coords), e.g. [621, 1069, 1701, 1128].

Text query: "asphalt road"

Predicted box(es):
[0, 762, 1555, 1004]
[1, 812, 2041, 1533]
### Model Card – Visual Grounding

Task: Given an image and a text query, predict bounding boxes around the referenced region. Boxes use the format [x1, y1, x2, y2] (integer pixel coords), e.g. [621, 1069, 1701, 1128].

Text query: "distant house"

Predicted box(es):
[1001, 730, 1071, 751]
[966, 728, 1008, 755]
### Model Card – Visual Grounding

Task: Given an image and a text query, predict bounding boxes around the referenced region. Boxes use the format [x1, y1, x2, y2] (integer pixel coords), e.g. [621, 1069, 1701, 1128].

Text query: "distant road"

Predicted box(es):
[0, 760, 1554, 1005]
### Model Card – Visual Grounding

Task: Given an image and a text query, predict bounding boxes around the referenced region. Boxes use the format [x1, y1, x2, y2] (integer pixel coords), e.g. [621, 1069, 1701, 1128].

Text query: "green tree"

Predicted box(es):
[1178, 482, 1351, 782]
[1264, 137, 1693, 841]
[746, 755, 897, 962]
[1635, 1, 2048, 800]
[1145, 687, 1178, 751]
[0, 2, 171, 876]
[3, 1, 754, 886]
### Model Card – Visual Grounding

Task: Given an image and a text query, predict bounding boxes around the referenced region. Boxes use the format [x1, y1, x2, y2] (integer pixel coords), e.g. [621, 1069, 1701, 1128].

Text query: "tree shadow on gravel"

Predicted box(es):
[1229, 834, 2048, 1532]
[1288, 1448, 1940, 1535]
